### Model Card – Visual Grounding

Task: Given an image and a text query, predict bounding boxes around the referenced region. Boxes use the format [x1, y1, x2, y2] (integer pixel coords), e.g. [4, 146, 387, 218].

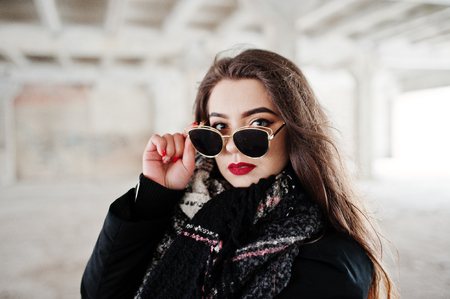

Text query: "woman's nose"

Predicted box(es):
[224, 136, 240, 155]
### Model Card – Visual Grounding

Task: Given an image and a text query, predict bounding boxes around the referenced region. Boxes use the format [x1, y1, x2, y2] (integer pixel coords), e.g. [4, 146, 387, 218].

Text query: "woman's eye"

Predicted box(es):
[251, 119, 272, 127]
[212, 123, 227, 131]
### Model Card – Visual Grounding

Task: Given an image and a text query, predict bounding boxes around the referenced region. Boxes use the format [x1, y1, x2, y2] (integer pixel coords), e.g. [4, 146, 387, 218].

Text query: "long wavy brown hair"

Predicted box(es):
[193, 49, 398, 298]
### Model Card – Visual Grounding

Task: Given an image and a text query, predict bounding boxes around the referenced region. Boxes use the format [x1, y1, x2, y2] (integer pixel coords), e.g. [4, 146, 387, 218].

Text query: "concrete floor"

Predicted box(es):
[1, 176, 449, 299]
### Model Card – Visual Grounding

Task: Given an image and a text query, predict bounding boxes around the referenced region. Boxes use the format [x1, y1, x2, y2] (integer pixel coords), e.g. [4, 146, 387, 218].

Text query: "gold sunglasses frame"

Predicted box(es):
[187, 122, 286, 159]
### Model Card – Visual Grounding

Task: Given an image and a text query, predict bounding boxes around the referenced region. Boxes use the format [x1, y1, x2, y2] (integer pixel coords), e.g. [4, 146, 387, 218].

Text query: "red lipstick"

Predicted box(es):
[228, 162, 256, 175]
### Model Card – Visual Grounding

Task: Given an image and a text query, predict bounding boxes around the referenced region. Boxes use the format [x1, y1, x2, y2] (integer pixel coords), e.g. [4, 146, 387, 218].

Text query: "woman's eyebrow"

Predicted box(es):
[209, 107, 278, 119]
[242, 107, 278, 118]
[209, 112, 228, 118]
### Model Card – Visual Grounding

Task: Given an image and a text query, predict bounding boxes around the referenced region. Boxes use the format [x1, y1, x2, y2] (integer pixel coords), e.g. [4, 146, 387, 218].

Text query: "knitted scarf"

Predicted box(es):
[136, 156, 323, 298]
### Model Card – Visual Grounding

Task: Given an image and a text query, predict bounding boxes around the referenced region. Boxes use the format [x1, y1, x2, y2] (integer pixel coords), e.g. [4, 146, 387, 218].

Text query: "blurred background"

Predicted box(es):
[1, 0, 449, 298]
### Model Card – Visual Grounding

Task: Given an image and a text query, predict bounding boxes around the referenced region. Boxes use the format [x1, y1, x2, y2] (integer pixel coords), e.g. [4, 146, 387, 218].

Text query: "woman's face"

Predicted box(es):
[208, 79, 289, 188]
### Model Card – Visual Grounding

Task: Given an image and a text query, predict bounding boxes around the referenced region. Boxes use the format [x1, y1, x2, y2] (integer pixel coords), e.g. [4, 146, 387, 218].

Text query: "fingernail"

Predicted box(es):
[191, 122, 198, 126]
[161, 148, 166, 157]
[172, 157, 179, 163]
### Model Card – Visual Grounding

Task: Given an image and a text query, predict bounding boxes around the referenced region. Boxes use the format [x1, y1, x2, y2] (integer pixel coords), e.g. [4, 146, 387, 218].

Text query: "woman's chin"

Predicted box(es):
[225, 175, 261, 188]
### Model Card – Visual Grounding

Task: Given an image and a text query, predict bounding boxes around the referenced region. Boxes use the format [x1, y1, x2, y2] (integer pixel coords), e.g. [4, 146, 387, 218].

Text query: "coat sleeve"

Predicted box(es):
[81, 176, 185, 299]
[277, 230, 374, 299]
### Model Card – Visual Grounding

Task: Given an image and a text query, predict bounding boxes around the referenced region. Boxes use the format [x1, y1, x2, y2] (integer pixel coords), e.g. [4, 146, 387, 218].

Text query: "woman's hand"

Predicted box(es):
[142, 123, 197, 190]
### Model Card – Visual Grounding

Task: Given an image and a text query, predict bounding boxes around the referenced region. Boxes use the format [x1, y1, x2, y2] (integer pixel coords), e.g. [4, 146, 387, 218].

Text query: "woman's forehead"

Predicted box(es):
[208, 79, 277, 116]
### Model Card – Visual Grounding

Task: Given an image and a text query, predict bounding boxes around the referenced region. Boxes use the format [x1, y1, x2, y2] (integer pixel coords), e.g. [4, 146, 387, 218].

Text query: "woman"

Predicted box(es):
[81, 49, 398, 298]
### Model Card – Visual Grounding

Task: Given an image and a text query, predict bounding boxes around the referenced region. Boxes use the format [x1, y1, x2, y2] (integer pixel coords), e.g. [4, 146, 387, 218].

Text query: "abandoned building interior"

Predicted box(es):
[1, 0, 450, 298]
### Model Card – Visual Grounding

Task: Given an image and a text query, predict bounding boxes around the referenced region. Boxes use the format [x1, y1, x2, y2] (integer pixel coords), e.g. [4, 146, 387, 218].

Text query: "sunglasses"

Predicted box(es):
[187, 122, 286, 159]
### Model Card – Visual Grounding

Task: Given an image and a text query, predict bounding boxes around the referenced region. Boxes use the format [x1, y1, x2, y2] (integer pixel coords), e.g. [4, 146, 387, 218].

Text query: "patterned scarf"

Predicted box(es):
[136, 156, 323, 298]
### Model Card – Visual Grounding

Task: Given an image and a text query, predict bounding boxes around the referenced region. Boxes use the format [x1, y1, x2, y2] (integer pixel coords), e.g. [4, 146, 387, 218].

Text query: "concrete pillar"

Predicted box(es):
[372, 70, 401, 160]
[255, 0, 299, 61]
[349, 51, 377, 179]
[263, 19, 297, 61]
[0, 78, 21, 186]
[145, 41, 206, 135]
[145, 67, 190, 135]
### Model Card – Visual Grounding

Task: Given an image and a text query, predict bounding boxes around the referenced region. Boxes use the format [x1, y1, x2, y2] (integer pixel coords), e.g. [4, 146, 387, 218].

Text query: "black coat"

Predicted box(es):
[81, 176, 373, 298]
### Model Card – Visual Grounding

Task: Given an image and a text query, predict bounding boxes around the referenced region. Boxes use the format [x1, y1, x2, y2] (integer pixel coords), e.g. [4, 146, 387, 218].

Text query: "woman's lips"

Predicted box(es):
[228, 162, 256, 175]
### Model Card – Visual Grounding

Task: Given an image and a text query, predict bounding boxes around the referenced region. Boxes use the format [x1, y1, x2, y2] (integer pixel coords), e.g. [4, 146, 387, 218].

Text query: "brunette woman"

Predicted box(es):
[81, 49, 398, 298]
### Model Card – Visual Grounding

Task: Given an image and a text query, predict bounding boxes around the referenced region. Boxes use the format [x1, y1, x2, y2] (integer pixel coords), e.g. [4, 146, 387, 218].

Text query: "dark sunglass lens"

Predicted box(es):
[189, 129, 223, 157]
[234, 129, 269, 158]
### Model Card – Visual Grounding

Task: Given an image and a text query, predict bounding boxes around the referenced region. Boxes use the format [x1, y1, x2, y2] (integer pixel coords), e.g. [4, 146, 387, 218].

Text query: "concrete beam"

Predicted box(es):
[381, 56, 450, 70]
[410, 19, 450, 44]
[162, 0, 205, 34]
[6, 63, 182, 85]
[33, 0, 62, 35]
[296, 35, 358, 69]
[394, 0, 450, 4]
[295, 0, 362, 32]
[367, 6, 450, 41]
[0, 48, 28, 68]
[399, 69, 450, 91]
[0, 23, 188, 71]
[321, 2, 420, 37]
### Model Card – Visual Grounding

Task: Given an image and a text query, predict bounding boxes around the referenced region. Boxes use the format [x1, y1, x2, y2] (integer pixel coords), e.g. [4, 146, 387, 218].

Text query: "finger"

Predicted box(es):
[162, 134, 175, 163]
[171, 133, 185, 163]
[182, 121, 198, 138]
[181, 134, 196, 173]
[144, 134, 167, 158]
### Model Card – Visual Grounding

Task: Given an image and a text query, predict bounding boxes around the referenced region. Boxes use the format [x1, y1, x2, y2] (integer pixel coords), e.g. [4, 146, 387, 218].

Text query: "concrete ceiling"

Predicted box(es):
[1, 0, 450, 82]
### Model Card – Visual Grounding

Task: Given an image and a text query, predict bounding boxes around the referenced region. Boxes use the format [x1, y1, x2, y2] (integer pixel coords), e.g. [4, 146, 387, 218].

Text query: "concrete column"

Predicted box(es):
[254, 0, 299, 61]
[263, 20, 297, 62]
[145, 67, 189, 135]
[349, 51, 377, 179]
[372, 70, 401, 160]
[0, 78, 21, 186]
